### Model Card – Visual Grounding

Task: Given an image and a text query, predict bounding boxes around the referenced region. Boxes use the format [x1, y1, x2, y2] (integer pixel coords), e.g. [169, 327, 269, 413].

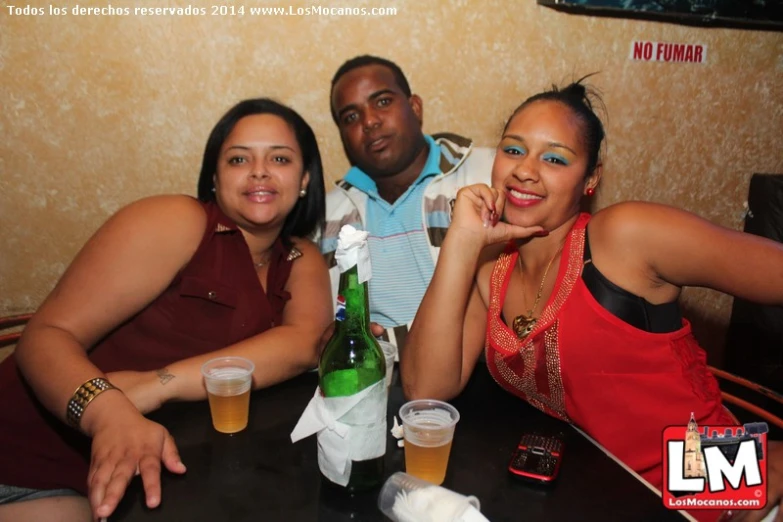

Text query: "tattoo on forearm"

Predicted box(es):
[156, 368, 175, 385]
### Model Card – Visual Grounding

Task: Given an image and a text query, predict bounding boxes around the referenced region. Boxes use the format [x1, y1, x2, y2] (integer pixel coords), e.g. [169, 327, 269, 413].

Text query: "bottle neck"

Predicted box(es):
[335, 264, 372, 335]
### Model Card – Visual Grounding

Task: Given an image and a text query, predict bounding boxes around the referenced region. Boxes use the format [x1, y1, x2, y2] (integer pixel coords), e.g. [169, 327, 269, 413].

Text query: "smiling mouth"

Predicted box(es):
[509, 189, 543, 200]
[244, 189, 278, 203]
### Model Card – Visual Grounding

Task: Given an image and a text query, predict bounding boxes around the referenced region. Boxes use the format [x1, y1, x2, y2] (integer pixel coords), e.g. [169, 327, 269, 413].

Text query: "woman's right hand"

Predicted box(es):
[86, 402, 187, 520]
[451, 184, 545, 246]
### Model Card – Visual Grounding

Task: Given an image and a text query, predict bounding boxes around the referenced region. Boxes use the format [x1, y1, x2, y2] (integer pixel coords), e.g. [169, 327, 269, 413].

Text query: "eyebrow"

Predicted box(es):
[501, 134, 577, 156]
[336, 88, 397, 120]
[224, 144, 296, 153]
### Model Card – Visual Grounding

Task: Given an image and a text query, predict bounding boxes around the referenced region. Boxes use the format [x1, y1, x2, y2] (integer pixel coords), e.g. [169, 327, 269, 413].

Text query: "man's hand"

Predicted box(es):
[371, 322, 385, 337]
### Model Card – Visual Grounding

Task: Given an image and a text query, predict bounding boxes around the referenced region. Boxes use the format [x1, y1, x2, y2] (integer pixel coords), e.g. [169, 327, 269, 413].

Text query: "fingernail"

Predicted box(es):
[483, 219, 490, 228]
[535, 230, 549, 237]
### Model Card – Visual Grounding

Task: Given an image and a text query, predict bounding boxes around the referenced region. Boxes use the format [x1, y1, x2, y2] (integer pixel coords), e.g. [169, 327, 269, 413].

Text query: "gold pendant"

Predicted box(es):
[512, 314, 537, 339]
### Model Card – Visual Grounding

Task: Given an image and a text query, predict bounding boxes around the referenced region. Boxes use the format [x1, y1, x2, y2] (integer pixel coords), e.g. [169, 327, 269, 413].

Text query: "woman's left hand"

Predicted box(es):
[107, 370, 170, 415]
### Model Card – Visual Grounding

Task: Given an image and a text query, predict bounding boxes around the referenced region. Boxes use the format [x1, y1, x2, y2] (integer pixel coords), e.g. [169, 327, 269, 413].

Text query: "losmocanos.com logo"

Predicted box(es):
[662, 414, 767, 511]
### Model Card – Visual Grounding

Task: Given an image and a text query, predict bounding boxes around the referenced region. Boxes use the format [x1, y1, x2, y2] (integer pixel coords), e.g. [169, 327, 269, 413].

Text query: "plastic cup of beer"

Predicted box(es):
[201, 356, 254, 434]
[399, 399, 460, 485]
[377, 340, 397, 388]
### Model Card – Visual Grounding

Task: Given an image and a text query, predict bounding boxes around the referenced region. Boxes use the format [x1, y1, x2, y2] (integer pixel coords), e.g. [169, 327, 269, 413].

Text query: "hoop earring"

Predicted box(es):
[299, 189, 307, 198]
[586, 187, 595, 197]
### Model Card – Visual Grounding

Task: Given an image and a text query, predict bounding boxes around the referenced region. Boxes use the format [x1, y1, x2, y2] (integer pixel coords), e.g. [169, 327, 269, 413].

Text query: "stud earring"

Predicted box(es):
[586, 187, 595, 197]
[299, 189, 307, 197]
[211, 187, 216, 193]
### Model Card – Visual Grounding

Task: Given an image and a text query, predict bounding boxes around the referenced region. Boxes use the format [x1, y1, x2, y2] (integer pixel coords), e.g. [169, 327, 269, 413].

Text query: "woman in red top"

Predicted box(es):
[0, 99, 332, 521]
[401, 79, 782, 522]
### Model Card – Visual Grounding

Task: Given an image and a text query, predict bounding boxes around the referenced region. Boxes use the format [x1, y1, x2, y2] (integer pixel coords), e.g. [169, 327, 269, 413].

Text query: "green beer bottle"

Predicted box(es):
[319, 226, 387, 492]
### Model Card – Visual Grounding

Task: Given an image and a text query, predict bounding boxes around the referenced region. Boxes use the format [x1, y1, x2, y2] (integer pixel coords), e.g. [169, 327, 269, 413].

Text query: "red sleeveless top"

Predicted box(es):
[0, 200, 298, 493]
[485, 213, 735, 492]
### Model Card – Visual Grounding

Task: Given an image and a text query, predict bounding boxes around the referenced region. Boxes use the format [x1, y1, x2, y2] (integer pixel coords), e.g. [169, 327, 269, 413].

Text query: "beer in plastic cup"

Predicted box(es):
[201, 356, 254, 434]
[399, 399, 460, 485]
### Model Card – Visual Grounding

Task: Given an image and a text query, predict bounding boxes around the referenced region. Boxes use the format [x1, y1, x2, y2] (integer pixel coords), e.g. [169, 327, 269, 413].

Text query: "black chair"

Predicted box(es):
[724, 174, 783, 393]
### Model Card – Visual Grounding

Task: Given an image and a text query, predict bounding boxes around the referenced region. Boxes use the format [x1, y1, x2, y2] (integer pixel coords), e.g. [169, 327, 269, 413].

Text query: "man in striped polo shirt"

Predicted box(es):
[321, 55, 494, 350]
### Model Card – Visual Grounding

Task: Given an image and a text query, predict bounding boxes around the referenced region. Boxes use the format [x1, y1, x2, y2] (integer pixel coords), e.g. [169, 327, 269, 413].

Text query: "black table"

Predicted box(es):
[113, 364, 687, 521]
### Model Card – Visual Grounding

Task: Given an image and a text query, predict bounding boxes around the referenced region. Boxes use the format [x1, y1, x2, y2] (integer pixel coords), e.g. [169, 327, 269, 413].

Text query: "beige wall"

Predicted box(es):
[2, 0, 782, 363]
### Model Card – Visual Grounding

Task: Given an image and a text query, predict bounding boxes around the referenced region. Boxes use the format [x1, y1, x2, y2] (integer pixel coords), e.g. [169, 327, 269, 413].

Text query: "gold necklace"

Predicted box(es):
[254, 251, 272, 269]
[512, 246, 563, 339]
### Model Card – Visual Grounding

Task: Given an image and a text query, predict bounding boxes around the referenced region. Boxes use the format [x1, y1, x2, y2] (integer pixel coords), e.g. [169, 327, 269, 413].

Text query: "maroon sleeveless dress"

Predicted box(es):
[0, 200, 297, 494]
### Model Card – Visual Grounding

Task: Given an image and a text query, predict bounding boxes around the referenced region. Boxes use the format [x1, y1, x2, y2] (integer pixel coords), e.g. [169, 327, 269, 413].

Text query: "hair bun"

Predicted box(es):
[561, 81, 591, 110]
[562, 82, 587, 98]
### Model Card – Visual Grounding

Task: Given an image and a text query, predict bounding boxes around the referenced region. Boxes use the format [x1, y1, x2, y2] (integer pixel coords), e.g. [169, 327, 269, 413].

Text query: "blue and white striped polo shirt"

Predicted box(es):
[342, 135, 442, 328]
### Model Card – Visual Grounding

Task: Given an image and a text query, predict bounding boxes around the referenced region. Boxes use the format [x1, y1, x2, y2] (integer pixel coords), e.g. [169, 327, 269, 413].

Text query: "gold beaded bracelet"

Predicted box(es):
[66, 377, 118, 429]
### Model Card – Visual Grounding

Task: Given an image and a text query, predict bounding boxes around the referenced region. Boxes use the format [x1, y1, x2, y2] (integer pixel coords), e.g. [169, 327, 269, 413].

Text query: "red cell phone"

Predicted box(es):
[508, 432, 564, 483]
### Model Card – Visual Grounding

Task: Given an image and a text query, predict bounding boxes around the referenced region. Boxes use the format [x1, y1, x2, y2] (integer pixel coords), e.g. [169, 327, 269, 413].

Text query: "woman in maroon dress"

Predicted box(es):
[401, 80, 782, 522]
[0, 98, 332, 521]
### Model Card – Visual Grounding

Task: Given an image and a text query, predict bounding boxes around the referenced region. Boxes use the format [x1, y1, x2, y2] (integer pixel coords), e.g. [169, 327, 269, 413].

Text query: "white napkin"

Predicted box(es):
[334, 225, 372, 283]
[290, 381, 387, 486]
[391, 416, 405, 448]
[392, 487, 490, 522]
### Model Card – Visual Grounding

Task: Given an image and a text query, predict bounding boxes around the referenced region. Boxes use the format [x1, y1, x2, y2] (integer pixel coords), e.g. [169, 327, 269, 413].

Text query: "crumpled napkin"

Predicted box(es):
[392, 485, 490, 522]
[391, 415, 405, 448]
[334, 225, 371, 283]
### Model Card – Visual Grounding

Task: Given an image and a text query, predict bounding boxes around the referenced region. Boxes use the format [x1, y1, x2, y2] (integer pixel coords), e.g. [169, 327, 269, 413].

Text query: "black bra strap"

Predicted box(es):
[582, 226, 682, 333]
